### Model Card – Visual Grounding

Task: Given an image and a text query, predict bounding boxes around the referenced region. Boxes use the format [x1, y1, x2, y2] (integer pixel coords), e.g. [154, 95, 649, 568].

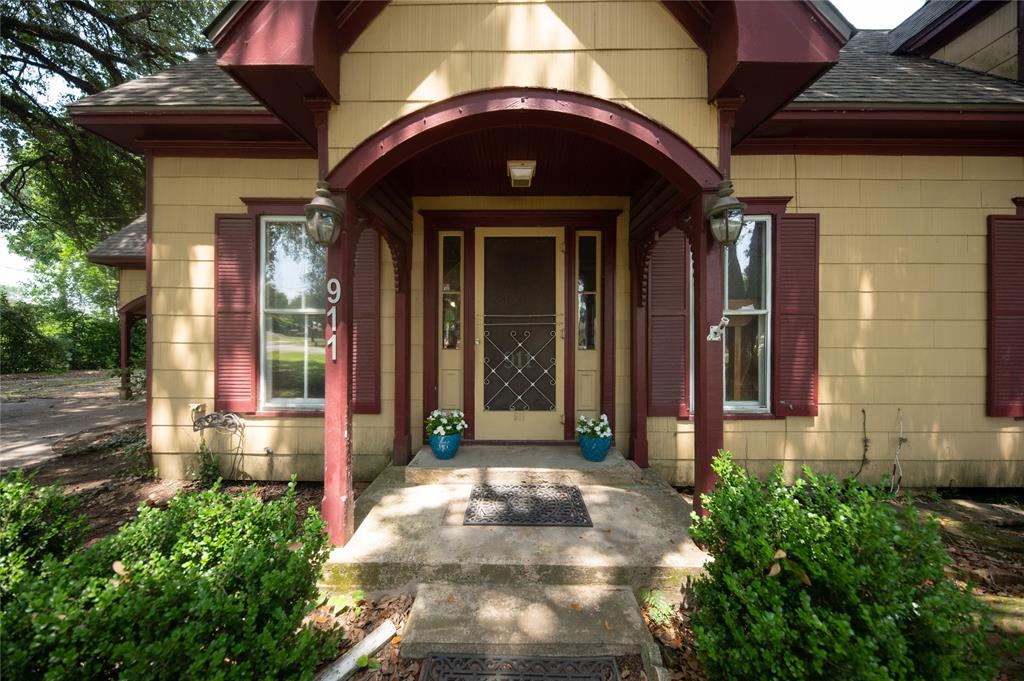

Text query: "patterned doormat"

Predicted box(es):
[419, 654, 619, 681]
[463, 483, 592, 527]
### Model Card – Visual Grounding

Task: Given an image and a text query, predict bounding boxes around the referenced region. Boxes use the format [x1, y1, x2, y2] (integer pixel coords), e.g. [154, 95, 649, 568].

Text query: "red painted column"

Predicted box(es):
[119, 309, 131, 400]
[629, 251, 649, 467]
[691, 197, 724, 516]
[393, 253, 412, 465]
[322, 195, 357, 547]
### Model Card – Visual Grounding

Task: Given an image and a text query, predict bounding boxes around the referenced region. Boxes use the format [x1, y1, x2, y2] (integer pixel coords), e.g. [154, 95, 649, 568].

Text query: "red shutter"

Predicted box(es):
[648, 229, 690, 418]
[988, 215, 1024, 418]
[352, 228, 380, 414]
[773, 213, 819, 417]
[214, 214, 257, 412]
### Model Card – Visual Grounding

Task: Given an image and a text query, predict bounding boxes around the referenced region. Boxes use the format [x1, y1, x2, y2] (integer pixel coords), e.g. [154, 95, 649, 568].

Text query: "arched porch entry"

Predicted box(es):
[320, 88, 725, 545]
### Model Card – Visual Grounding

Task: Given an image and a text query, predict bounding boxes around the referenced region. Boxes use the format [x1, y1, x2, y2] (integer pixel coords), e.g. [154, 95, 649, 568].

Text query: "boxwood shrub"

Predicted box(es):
[0, 469, 87, 597]
[2, 481, 339, 680]
[690, 453, 997, 681]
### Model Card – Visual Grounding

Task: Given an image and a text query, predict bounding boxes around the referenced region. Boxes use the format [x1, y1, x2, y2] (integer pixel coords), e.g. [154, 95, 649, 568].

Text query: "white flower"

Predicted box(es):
[433, 426, 445, 435]
[600, 414, 609, 423]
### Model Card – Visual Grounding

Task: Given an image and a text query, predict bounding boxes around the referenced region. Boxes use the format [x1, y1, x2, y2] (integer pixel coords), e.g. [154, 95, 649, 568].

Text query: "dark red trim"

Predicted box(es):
[308, 99, 331, 179]
[119, 294, 147, 316]
[247, 410, 325, 418]
[326, 88, 721, 199]
[1013, 197, 1024, 216]
[242, 197, 307, 215]
[71, 111, 277, 126]
[564, 226, 576, 441]
[88, 255, 146, 267]
[601, 222, 616, 434]
[144, 156, 153, 441]
[894, 0, 1005, 55]
[118, 295, 146, 400]
[736, 138, 1024, 157]
[659, 0, 712, 51]
[1019, 0, 1024, 82]
[630, 251, 649, 467]
[716, 98, 743, 177]
[143, 140, 314, 158]
[423, 220, 440, 426]
[462, 227, 476, 440]
[392, 241, 412, 464]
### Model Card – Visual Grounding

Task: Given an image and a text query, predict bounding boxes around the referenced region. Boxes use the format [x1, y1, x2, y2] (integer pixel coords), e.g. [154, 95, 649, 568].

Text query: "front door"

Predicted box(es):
[474, 228, 565, 440]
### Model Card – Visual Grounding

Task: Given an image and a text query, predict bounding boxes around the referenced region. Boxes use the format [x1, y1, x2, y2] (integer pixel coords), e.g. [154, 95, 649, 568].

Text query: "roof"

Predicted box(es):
[793, 29, 1024, 107]
[69, 54, 262, 110]
[887, 0, 959, 52]
[86, 215, 147, 266]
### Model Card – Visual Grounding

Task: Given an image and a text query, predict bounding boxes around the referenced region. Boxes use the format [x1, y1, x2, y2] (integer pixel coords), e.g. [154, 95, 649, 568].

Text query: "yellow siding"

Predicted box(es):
[931, 3, 1019, 79]
[328, 0, 717, 170]
[647, 154, 1024, 488]
[118, 269, 146, 309]
[149, 156, 395, 482]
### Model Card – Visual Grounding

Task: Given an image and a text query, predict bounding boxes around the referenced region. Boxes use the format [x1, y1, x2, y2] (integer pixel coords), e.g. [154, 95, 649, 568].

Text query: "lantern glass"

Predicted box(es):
[303, 183, 343, 246]
[725, 206, 744, 242]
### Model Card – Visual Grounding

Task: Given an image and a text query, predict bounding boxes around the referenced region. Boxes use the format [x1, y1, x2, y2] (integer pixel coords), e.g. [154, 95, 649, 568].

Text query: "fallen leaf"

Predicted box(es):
[773, 549, 787, 560]
[767, 562, 781, 577]
[446, 594, 455, 604]
[112, 560, 126, 576]
[391, 636, 402, 646]
[287, 542, 302, 551]
[603, 619, 613, 631]
[570, 602, 582, 612]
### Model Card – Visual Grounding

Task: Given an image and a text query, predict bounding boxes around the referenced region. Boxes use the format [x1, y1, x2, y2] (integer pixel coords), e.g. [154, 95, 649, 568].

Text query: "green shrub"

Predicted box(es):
[2, 481, 339, 680]
[690, 453, 997, 681]
[0, 469, 87, 597]
[0, 293, 65, 373]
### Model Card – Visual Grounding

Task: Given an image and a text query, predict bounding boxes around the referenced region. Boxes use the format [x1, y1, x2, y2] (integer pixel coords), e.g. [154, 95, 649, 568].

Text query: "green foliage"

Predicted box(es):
[641, 589, 676, 628]
[689, 453, 998, 681]
[0, 469, 87, 598]
[2, 480, 340, 680]
[356, 655, 381, 670]
[0, 291, 65, 372]
[327, 589, 365, 617]
[191, 435, 221, 489]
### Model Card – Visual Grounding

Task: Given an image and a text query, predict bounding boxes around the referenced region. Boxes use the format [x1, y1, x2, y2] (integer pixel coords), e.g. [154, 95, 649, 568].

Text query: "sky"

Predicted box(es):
[0, 0, 926, 290]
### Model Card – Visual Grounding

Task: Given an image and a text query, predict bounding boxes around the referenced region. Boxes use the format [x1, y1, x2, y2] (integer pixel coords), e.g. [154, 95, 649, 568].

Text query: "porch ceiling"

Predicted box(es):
[383, 126, 656, 198]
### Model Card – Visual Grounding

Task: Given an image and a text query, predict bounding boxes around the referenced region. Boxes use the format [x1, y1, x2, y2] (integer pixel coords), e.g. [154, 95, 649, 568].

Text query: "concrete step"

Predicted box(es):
[320, 473, 707, 593]
[405, 445, 641, 487]
[400, 583, 659, 663]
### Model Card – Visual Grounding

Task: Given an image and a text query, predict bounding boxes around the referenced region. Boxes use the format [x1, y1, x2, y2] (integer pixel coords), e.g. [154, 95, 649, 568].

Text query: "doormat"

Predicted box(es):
[463, 483, 592, 527]
[419, 654, 619, 681]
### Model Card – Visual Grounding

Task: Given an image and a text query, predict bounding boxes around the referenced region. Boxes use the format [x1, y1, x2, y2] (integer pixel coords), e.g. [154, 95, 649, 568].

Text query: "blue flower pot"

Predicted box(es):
[579, 435, 612, 462]
[429, 433, 462, 460]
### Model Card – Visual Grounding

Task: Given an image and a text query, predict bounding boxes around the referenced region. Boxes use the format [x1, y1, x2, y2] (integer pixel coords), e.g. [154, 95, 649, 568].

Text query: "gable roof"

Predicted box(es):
[793, 29, 1024, 107]
[86, 215, 146, 267]
[69, 54, 262, 111]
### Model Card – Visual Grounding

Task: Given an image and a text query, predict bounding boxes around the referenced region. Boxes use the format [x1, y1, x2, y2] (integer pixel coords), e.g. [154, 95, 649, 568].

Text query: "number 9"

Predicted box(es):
[327, 278, 341, 304]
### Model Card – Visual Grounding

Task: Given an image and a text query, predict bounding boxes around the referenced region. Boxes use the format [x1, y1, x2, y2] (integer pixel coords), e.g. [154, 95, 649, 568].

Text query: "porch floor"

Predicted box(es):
[321, 457, 708, 594]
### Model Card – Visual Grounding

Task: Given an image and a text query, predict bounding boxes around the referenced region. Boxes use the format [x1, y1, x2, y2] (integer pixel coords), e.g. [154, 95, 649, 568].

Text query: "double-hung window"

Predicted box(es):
[260, 216, 326, 410]
[723, 215, 771, 412]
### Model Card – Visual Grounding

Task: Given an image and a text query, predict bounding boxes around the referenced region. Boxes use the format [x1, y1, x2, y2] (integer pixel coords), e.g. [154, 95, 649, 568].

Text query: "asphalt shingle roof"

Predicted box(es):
[794, 30, 1024, 106]
[87, 215, 146, 262]
[70, 54, 261, 109]
[887, 0, 959, 53]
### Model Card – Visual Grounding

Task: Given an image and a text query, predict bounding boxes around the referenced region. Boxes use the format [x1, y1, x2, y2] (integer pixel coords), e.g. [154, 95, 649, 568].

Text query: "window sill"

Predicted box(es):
[677, 412, 784, 421]
[246, 410, 325, 418]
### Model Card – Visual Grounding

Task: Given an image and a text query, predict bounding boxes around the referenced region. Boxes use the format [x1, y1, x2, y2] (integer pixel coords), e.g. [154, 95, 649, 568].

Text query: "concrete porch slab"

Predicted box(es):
[400, 583, 658, 660]
[405, 445, 641, 486]
[322, 469, 708, 593]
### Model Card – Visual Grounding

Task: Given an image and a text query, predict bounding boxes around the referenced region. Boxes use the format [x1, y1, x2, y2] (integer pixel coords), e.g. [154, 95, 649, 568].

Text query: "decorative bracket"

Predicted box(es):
[634, 231, 660, 308]
[379, 227, 408, 293]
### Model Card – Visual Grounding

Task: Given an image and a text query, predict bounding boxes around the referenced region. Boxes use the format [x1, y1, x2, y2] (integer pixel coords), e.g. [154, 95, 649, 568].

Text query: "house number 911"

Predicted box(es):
[326, 278, 341, 362]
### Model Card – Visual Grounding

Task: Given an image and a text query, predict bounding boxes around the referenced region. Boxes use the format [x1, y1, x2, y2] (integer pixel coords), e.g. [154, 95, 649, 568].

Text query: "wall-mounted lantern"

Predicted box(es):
[304, 181, 343, 246]
[707, 179, 746, 247]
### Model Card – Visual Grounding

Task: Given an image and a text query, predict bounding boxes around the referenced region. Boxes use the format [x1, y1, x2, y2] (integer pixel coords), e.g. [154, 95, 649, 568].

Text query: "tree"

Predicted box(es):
[1, 0, 220, 255]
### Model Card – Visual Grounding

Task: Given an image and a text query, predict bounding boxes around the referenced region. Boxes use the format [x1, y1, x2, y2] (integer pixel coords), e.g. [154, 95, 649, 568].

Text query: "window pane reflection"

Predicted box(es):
[265, 220, 326, 310]
[266, 313, 325, 401]
[726, 219, 766, 311]
[441, 235, 461, 349]
[578, 293, 596, 350]
[723, 315, 766, 404]
[577, 236, 598, 350]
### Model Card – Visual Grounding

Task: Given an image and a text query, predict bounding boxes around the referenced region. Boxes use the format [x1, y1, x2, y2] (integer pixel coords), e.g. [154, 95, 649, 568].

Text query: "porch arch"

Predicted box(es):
[324, 87, 722, 198]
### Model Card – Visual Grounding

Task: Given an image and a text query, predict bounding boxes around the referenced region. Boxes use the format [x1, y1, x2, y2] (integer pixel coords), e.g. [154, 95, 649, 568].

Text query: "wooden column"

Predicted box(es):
[629, 260, 649, 467]
[323, 194, 357, 547]
[393, 244, 412, 465]
[691, 197, 724, 516]
[119, 308, 131, 400]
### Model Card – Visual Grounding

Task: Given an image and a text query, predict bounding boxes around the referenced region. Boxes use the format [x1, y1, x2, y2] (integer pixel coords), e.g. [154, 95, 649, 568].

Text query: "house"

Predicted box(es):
[72, 0, 1024, 545]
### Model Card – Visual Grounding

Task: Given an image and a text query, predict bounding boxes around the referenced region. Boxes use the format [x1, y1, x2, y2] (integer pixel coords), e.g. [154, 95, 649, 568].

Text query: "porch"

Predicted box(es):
[321, 447, 708, 594]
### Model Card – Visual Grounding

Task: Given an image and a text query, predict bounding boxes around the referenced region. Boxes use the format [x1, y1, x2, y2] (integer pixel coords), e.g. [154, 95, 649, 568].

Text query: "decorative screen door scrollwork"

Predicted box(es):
[474, 229, 564, 440]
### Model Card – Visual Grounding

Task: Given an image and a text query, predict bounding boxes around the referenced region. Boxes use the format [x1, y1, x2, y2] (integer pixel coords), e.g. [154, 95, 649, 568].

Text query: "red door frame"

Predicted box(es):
[422, 210, 619, 443]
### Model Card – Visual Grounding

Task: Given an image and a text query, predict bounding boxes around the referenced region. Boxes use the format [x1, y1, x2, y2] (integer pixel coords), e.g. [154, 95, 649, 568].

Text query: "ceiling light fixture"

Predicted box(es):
[507, 160, 537, 188]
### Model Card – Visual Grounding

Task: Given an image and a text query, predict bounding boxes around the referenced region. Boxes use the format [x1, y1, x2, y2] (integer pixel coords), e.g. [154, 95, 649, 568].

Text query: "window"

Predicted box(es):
[440, 234, 462, 349]
[723, 216, 771, 411]
[260, 217, 326, 409]
[576, 234, 599, 350]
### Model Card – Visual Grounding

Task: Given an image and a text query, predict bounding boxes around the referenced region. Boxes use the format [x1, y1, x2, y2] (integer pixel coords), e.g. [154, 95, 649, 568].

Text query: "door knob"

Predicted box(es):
[474, 338, 481, 345]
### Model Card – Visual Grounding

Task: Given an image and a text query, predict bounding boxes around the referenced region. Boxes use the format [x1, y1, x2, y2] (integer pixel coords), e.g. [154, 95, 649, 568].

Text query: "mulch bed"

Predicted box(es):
[640, 598, 707, 681]
[310, 593, 417, 680]
[18, 423, 366, 543]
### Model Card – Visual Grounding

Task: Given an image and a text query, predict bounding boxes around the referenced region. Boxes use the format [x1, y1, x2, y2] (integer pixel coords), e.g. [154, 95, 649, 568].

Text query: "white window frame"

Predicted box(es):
[259, 215, 325, 411]
[687, 215, 773, 415]
[723, 215, 772, 413]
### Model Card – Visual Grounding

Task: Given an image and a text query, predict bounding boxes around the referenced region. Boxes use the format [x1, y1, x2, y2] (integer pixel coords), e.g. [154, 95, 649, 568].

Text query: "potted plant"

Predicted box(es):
[575, 414, 613, 462]
[425, 409, 467, 459]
